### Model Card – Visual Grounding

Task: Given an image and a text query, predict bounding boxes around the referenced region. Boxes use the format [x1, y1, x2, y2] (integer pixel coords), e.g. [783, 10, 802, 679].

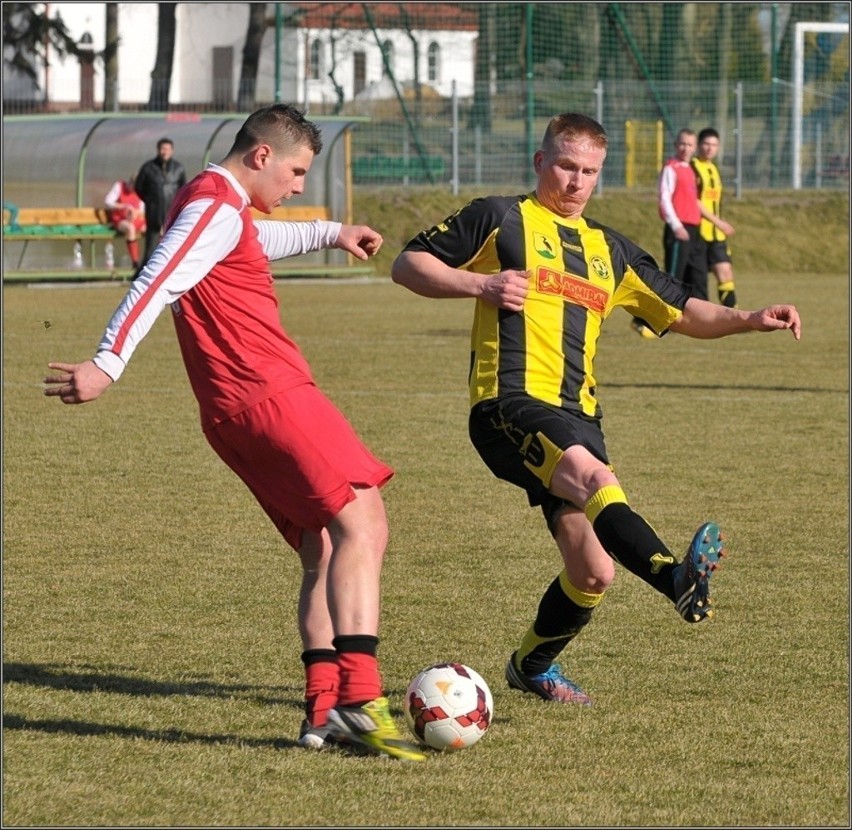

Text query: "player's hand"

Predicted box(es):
[674, 226, 690, 241]
[481, 269, 530, 312]
[718, 219, 735, 236]
[43, 360, 113, 404]
[750, 304, 802, 340]
[335, 224, 383, 260]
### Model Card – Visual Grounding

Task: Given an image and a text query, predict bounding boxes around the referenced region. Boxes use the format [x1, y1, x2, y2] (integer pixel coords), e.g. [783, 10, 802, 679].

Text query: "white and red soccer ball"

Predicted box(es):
[404, 662, 494, 751]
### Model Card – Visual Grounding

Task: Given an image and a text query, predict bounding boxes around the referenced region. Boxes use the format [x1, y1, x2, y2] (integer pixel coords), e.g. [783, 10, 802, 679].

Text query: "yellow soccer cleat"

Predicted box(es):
[327, 696, 426, 761]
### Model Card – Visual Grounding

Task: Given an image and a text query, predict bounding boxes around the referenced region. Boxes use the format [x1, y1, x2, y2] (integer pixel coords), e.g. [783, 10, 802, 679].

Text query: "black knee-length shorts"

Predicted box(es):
[468, 394, 611, 531]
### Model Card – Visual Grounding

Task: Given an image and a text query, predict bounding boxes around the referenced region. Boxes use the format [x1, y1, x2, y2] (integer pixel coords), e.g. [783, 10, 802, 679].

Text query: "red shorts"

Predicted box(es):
[110, 212, 146, 234]
[203, 383, 393, 551]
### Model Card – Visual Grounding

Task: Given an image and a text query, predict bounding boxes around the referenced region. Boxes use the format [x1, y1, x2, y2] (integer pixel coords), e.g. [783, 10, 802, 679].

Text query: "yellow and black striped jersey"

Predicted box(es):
[691, 157, 726, 242]
[403, 193, 691, 419]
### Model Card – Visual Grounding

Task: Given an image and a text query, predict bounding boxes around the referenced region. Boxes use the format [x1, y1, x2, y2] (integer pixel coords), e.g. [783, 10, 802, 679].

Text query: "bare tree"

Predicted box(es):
[397, 3, 421, 120]
[2, 3, 81, 84]
[148, 3, 177, 111]
[325, 5, 357, 115]
[103, 3, 119, 111]
[237, 3, 268, 111]
[325, 33, 347, 114]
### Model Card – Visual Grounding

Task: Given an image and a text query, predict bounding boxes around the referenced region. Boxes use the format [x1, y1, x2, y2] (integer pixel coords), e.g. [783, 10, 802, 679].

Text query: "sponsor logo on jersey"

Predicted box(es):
[535, 266, 609, 312]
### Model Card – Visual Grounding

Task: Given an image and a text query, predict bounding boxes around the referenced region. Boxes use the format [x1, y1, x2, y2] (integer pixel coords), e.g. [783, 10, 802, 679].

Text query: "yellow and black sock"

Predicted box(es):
[585, 485, 678, 600]
[515, 569, 604, 676]
[718, 280, 737, 308]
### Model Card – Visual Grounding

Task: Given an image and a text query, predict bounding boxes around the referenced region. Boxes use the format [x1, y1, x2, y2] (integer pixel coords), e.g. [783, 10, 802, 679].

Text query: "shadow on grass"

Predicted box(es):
[2, 662, 421, 750]
[3, 661, 300, 706]
[3, 711, 297, 749]
[602, 381, 847, 395]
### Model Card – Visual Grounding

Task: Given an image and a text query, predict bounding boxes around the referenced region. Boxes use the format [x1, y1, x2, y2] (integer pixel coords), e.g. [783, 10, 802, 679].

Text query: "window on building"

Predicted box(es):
[354, 51, 366, 96]
[381, 40, 394, 76]
[309, 39, 323, 80]
[427, 42, 440, 83]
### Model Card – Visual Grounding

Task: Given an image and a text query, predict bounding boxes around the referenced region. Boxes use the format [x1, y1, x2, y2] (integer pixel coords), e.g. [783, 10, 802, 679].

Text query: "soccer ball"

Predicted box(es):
[404, 662, 494, 751]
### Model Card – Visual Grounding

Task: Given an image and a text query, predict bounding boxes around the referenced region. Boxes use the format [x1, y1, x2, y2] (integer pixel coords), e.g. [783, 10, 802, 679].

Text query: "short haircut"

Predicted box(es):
[230, 104, 323, 157]
[157, 137, 174, 150]
[698, 127, 720, 142]
[541, 113, 608, 153]
[676, 128, 697, 141]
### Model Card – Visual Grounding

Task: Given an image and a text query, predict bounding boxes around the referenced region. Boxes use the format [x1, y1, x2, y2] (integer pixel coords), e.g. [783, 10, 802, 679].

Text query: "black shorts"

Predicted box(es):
[468, 394, 611, 531]
[706, 240, 732, 266]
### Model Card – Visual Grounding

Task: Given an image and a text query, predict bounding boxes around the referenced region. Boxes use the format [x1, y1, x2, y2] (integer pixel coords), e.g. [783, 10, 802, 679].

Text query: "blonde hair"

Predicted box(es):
[541, 113, 608, 153]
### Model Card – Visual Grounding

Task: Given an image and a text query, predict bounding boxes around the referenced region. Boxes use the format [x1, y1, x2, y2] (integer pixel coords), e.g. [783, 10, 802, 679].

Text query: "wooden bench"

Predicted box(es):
[3, 207, 117, 274]
[4, 205, 330, 238]
[4, 206, 114, 232]
[3, 203, 370, 281]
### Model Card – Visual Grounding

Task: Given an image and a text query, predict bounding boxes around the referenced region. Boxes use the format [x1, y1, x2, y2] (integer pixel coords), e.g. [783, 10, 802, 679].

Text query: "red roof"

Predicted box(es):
[291, 3, 478, 31]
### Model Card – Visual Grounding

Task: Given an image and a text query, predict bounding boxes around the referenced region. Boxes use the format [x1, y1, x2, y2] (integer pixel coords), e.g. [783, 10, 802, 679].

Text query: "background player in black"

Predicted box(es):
[693, 127, 738, 308]
[391, 112, 801, 705]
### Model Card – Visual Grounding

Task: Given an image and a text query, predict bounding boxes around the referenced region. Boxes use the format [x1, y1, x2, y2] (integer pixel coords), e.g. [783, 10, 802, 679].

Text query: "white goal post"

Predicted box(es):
[792, 21, 849, 189]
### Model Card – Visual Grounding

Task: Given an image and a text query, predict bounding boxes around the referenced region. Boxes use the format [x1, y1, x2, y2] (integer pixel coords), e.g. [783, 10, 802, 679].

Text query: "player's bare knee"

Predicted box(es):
[554, 511, 615, 592]
[586, 466, 619, 495]
[567, 557, 615, 594]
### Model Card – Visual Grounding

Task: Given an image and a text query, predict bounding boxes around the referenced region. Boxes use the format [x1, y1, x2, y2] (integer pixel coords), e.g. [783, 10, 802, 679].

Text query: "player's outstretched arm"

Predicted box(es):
[671, 298, 801, 341]
[392, 250, 529, 311]
[43, 360, 113, 405]
[334, 224, 383, 261]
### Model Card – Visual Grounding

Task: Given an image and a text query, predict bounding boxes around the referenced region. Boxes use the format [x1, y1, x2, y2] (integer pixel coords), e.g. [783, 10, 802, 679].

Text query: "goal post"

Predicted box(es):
[792, 21, 849, 189]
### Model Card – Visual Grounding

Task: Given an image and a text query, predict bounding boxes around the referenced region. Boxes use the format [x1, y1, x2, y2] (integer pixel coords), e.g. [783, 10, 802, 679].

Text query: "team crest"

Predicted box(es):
[589, 255, 610, 279]
[534, 233, 557, 259]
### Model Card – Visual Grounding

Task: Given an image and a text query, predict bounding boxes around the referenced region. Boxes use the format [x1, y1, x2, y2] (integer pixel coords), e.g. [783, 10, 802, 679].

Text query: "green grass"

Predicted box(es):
[3, 256, 849, 824]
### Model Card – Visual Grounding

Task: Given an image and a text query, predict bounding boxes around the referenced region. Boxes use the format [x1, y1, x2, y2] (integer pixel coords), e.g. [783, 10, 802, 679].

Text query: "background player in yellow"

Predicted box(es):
[391, 112, 801, 706]
[692, 127, 738, 308]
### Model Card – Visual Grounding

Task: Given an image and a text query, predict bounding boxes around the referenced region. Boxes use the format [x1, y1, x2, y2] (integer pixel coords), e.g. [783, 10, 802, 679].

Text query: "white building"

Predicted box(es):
[6, 2, 478, 110]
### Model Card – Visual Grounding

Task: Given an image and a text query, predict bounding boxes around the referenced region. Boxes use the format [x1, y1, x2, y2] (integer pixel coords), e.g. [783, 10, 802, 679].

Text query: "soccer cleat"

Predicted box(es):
[297, 718, 337, 750]
[673, 521, 726, 623]
[327, 696, 426, 761]
[505, 654, 592, 706]
[630, 319, 657, 339]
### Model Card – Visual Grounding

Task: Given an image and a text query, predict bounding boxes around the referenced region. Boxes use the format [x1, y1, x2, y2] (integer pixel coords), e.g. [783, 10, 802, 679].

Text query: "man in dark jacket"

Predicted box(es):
[134, 137, 187, 274]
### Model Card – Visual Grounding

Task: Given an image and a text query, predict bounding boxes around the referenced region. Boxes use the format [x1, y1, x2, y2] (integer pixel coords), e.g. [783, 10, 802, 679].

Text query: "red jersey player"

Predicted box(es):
[43, 104, 425, 762]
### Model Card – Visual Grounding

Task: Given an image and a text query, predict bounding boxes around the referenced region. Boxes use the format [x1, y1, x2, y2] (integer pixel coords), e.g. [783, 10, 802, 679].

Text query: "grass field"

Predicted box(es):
[3, 255, 849, 824]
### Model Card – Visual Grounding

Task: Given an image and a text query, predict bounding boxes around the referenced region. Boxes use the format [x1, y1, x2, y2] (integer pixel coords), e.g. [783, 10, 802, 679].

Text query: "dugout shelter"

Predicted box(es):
[2, 113, 368, 281]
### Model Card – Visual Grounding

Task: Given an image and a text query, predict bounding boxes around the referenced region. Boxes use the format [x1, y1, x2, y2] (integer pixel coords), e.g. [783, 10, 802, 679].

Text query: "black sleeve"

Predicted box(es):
[401, 195, 523, 268]
[134, 163, 151, 201]
[604, 224, 691, 310]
